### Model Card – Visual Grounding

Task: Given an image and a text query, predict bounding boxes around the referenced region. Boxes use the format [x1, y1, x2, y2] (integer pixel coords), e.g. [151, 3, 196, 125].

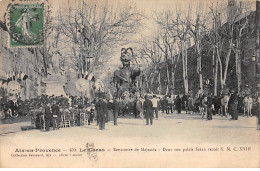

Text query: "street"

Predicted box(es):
[0, 111, 259, 167]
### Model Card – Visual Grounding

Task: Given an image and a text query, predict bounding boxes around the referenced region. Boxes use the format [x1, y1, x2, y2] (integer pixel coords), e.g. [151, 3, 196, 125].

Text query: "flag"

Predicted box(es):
[23, 75, 28, 80]
[12, 72, 15, 80]
[84, 71, 88, 79]
[9, 72, 13, 80]
[21, 72, 25, 79]
[2, 82, 7, 89]
[17, 72, 20, 80]
[84, 71, 88, 76]
[87, 73, 94, 80]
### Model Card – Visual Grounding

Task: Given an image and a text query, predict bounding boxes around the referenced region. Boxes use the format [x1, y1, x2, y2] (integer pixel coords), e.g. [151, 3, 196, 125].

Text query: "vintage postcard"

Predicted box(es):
[0, 0, 259, 168]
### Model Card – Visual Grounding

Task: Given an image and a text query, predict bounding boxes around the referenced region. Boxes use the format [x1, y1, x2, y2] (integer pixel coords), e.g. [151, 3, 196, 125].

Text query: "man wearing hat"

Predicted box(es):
[143, 95, 154, 125]
[206, 93, 213, 120]
[229, 89, 239, 120]
[43, 101, 52, 131]
[96, 97, 108, 130]
[51, 101, 60, 130]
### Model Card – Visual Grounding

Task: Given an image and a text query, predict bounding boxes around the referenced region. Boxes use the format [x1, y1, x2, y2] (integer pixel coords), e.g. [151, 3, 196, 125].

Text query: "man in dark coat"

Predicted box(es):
[96, 98, 108, 130]
[88, 102, 95, 125]
[51, 101, 60, 130]
[161, 96, 167, 114]
[206, 94, 213, 120]
[212, 96, 221, 115]
[17, 101, 29, 116]
[175, 95, 182, 114]
[44, 102, 52, 131]
[182, 94, 188, 110]
[113, 98, 120, 125]
[9, 99, 18, 117]
[107, 100, 114, 122]
[143, 95, 154, 125]
[229, 90, 239, 120]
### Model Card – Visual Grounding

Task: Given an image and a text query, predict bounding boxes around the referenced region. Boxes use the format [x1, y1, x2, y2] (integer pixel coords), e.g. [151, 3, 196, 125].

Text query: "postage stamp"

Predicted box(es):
[8, 3, 44, 47]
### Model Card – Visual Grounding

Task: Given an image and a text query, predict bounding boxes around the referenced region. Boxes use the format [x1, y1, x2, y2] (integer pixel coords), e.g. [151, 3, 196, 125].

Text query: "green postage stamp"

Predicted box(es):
[8, 4, 44, 47]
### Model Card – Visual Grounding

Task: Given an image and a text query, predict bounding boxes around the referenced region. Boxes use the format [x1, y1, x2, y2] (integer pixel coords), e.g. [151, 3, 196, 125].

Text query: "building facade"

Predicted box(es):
[0, 27, 46, 100]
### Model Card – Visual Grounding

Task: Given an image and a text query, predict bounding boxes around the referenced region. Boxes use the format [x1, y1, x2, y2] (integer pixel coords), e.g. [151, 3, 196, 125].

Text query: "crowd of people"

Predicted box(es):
[1, 88, 260, 130]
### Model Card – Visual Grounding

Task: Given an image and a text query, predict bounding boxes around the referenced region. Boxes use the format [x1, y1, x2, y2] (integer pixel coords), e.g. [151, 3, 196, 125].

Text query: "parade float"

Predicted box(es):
[112, 48, 141, 116]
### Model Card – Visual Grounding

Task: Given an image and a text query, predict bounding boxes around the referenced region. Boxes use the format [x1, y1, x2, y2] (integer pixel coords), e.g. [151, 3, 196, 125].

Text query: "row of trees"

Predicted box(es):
[1, 0, 254, 97]
[137, 0, 254, 96]
[53, 0, 143, 76]
[1, 0, 144, 82]
[4, 0, 144, 96]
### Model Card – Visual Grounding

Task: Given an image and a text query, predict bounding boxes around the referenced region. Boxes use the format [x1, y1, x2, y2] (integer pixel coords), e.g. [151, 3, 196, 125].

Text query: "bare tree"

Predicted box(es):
[207, 1, 253, 93]
[137, 37, 166, 94]
[153, 11, 183, 94]
[185, 5, 208, 94]
[231, 2, 252, 93]
[56, 0, 143, 75]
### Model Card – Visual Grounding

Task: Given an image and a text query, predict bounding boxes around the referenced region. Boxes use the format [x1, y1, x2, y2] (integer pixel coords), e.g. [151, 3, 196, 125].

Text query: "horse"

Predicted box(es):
[221, 95, 230, 117]
[243, 96, 253, 117]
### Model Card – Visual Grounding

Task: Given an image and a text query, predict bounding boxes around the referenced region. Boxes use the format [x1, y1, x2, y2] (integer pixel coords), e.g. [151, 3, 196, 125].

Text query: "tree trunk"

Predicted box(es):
[214, 50, 219, 96]
[166, 63, 170, 94]
[216, 48, 224, 92]
[223, 40, 232, 84]
[235, 40, 242, 93]
[40, 48, 48, 76]
[171, 70, 175, 95]
[159, 70, 162, 95]
[196, 42, 203, 93]
[171, 53, 175, 95]
[146, 75, 149, 93]
[182, 41, 189, 94]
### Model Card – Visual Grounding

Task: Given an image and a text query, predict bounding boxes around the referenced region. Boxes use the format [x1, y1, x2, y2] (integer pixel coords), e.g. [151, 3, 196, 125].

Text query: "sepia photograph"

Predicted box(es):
[0, 0, 259, 168]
